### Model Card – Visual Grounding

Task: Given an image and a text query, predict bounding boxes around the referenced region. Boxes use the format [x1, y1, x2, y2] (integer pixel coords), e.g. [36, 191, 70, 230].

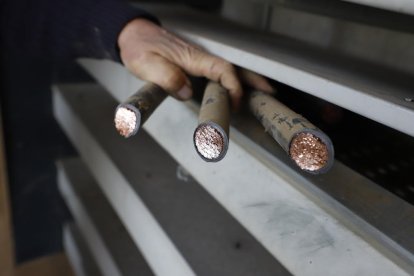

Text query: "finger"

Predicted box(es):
[170, 48, 243, 110]
[239, 69, 275, 93]
[127, 53, 192, 100]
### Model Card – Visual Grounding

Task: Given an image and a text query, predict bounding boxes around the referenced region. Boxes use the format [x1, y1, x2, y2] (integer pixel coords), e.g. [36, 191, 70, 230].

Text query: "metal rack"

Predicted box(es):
[55, 3, 414, 276]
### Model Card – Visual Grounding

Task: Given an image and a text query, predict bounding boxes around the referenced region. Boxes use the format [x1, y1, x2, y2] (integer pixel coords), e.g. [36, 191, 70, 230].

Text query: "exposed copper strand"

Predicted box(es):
[194, 125, 224, 160]
[114, 107, 137, 138]
[289, 132, 329, 172]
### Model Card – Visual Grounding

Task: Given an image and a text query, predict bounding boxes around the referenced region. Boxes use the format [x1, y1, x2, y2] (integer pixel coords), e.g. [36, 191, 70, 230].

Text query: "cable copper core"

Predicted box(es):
[114, 107, 137, 138]
[194, 125, 224, 160]
[289, 132, 329, 172]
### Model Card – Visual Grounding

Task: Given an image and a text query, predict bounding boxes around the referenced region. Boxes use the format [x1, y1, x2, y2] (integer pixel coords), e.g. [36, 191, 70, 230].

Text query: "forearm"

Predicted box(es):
[1, 0, 158, 62]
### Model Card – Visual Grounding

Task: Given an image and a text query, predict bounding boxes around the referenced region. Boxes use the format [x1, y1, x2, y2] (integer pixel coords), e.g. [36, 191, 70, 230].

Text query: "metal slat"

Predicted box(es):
[63, 223, 102, 276]
[342, 0, 414, 15]
[58, 159, 154, 276]
[78, 57, 414, 266]
[54, 82, 412, 275]
[54, 84, 291, 276]
[119, 5, 414, 138]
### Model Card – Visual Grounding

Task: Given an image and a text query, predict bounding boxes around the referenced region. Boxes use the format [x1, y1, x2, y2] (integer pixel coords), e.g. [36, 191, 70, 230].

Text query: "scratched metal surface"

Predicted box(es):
[54, 84, 291, 276]
[231, 108, 414, 254]
[78, 57, 414, 273]
[143, 6, 414, 256]
[58, 158, 155, 276]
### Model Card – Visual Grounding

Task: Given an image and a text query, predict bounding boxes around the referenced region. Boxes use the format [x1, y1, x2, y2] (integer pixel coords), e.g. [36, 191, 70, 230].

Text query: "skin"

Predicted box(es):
[118, 18, 274, 111]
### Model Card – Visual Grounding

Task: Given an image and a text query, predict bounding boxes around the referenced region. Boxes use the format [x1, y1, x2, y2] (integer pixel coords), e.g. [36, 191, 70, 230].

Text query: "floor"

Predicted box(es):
[14, 253, 74, 276]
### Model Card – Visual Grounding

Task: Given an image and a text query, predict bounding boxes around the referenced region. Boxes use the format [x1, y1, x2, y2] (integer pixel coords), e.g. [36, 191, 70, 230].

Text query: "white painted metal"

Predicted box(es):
[54, 89, 195, 276]
[58, 166, 122, 276]
[169, 28, 414, 138]
[59, 158, 154, 276]
[113, 5, 414, 138]
[144, 98, 409, 276]
[79, 5, 414, 140]
[55, 83, 410, 275]
[77, 59, 142, 102]
[342, 0, 414, 16]
[63, 223, 102, 276]
[63, 227, 84, 276]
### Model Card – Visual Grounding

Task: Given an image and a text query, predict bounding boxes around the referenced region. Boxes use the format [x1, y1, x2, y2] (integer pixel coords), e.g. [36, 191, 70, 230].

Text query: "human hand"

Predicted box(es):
[118, 18, 273, 110]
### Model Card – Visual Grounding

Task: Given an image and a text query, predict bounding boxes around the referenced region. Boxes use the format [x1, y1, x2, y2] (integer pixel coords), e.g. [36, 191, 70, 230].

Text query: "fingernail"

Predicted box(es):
[177, 85, 192, 100]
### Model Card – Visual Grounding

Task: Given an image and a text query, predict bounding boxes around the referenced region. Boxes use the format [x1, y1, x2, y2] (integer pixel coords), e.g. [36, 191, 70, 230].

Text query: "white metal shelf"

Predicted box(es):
[55, 91, 195, 276]
[54, 4, 414, 276]
[58, 158, 154, 276]
[233, 0, 414, 16]
[123, 5, 414, 138]
[63, 223, 102, 276]
[54, 84, 291, 276]
[54, 83, 411, 275]
[342, 0, 414, 15]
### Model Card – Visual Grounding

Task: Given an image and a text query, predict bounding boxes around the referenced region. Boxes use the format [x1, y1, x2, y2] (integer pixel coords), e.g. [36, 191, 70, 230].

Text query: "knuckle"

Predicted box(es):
[135, 52, 153, 64]
[128, 53, 152, 74]
[161, 71, 183, 91]
[222, 61, 234, 72]
[165, 72, 181, 86]
[210, 59, 234, 77]
[219, 59, 234, 72]
[128, 60, 142, 75]
[185, 44, 199, 58]
[179, 44, 199, 66]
